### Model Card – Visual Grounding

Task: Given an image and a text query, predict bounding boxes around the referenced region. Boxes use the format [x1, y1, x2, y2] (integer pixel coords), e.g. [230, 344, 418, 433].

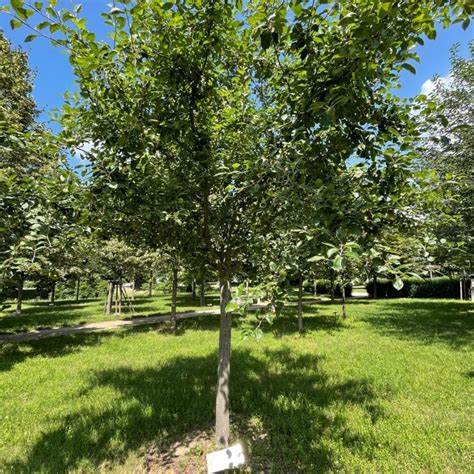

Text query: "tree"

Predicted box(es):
[418, 42, 473, 273]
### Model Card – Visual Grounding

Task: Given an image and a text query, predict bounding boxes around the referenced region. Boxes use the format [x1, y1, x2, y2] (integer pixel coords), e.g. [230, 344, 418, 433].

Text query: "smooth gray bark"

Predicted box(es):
[50, 281, 56, 305]
[199, 279, 205, 306]
[341, 285, 347, 319]
[298, 272, 304, 332]
[16, 276, 24, 314]
[216, 274, 232, 447]
[171, 267, 178, 330]
[105, 281, 114, 315]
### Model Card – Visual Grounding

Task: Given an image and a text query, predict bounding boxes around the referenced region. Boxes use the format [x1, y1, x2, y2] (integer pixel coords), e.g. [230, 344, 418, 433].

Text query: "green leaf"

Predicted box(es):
[402, 63, 416, 75]
[24, 34, 37, 42]
[308, 255, 325, 262]
[11, 0, 29, 20]
[327, 247, 338, 258]
[332, 255, 343, 271]
[10, 18, 22, 29]
[393, 278, 404, 291]
[461, 18, 470, 30]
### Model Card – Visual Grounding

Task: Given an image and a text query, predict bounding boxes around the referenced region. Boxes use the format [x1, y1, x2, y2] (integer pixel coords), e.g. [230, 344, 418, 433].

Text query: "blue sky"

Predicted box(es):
[0, 2, 472, 134]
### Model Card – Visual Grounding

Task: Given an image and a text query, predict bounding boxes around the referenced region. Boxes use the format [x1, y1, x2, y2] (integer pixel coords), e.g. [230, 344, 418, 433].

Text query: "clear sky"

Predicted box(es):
[0, 2, 472, 136]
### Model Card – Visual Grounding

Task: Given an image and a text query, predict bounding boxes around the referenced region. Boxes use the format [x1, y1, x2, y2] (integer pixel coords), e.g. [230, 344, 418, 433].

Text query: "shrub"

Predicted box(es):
[366, 277, 461, 299]
[315, 279, 352, 297]
[409, 277, 460, 299]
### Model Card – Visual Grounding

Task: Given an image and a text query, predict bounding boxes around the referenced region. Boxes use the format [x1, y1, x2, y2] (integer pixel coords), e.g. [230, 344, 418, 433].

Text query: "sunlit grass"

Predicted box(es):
[0, 298, 472, 472]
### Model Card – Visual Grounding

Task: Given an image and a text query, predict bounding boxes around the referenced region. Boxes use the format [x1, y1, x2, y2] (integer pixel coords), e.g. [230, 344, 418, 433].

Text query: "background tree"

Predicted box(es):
[418, 42, 473, 274]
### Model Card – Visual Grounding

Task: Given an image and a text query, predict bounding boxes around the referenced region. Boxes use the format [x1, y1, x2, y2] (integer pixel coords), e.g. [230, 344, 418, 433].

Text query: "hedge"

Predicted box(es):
[366, 277, 462, 299]
[315, 279, 353, 297]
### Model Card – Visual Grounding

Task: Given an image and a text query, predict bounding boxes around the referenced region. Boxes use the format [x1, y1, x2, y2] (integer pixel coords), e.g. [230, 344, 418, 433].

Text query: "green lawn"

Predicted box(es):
[0, 292, 220, 335]
[0, 298, 472, 472]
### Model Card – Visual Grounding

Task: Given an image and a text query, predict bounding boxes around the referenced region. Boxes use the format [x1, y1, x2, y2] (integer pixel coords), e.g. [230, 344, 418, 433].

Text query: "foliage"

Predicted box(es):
[417, 42, 473, 271]
[366, 276, 461, 299]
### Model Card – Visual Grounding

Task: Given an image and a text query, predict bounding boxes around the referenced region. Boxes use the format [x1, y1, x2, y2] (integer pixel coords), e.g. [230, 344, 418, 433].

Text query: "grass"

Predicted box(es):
[0, 297, 472, 472]
[0, 292, 220, 335]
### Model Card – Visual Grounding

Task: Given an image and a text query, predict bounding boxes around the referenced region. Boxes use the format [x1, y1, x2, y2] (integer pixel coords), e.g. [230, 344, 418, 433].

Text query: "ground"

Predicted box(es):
[0, 296, 472, 472]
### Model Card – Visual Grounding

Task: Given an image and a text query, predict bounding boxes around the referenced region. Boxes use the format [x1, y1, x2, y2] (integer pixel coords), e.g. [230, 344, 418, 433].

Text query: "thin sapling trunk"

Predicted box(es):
[16, 275, 24, 314]
[216, 273, 232, 447]
[171, 267, 178, 331]
[298, 272, 304, 332]
[341, 284, 347, 320]
[76, 278, 80, 302]
[50, 281, 56, 305]
[200, 278, 205, 306]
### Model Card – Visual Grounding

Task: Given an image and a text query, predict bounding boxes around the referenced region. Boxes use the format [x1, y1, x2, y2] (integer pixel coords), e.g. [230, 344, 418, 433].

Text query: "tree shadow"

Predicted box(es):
[361, 300, 473, 349]
[4, 347, 385, 472]
[0, 332, 110, 373]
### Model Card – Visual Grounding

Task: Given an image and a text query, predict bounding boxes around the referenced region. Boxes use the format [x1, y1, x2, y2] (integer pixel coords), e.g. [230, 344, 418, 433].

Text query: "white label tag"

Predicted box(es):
[206, 443, 245, 473]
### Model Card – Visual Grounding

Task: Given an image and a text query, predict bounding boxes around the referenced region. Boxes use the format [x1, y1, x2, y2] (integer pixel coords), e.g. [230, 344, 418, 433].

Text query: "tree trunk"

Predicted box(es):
[199, 279, 205, 306]
[106, 281, 114, 315]
[118, 282, 122, 314]
[298, 272, 304, 332]
[171, 267, 178, 331]
[131, 279, 135, 300]
[75, 278, 80, 302]
[330, 273, 335, 303]
[148, 277, 153, 297]
[114, 282, 119, 314]
[373, 274, 377, 299]
[191, 278, 196, 299]
[216, 273, 232, 448]
[16, 276, 24, 314]
[50, 281, 56, 305]
[313, 279, 317, 296]
[341, 285, 347, 319]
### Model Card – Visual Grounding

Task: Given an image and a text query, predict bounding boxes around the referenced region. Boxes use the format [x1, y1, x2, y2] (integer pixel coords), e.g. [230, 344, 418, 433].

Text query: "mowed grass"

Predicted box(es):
[0, 292, 220, 334]
[0, 298, 472, 472]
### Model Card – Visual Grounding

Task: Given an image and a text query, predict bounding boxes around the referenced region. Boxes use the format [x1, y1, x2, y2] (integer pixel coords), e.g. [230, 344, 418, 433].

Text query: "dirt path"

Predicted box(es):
[0, 298, 325, 345]
[0, 309, 221, 344]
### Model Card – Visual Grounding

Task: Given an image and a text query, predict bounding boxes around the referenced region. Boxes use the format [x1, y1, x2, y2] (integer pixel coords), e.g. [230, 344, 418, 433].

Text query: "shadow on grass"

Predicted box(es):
[4, 347, 384, 473]
[0, 332, 108, 373]
[361, 300, 473, 349]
